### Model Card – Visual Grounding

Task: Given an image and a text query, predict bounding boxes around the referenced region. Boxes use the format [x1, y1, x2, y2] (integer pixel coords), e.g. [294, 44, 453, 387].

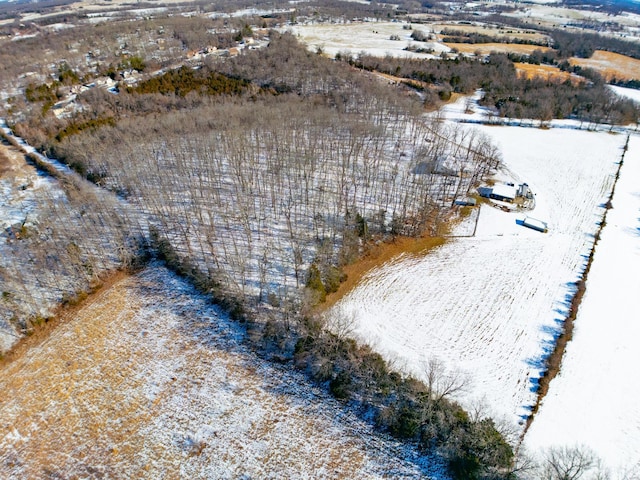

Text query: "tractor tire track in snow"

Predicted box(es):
[521, 134, 631, 440]
[333, 125, 624, 436]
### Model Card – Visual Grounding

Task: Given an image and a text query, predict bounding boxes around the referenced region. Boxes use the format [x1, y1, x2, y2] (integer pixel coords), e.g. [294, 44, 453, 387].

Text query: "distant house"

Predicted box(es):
[94, 77, 116, 89]
[412, 155, 458, 176]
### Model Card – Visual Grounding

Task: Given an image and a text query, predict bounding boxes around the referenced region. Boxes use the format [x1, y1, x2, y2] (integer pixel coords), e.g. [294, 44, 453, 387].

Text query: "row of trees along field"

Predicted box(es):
[478, 12, 640, 60]
[5, 33, 514, 478]
[343, 52, 640, 125]
[437, 24, 640, 61]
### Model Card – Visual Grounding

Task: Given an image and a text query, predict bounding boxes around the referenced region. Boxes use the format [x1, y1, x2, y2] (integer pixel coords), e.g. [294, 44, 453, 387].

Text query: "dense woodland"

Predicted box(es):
[0, 138, 145, 343]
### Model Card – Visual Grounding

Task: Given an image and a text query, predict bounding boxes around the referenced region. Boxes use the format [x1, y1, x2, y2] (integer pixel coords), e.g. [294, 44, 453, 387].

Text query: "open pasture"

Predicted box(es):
[333, 120, 624, 433]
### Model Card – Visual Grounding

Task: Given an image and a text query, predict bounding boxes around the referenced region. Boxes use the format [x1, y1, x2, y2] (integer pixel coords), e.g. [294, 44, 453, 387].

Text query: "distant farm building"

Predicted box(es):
[522, 217, 548, 233]
[517, 183, 533, 199]
[454, 197, 477, 206]
[478, 183, 517, 202]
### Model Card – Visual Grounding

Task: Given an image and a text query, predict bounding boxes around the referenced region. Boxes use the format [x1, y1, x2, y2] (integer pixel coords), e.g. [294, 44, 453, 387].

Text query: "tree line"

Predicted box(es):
[341, 52, 640, 124]
[440, 28, 550, 47]
[0, 133, 145, 343]
[480, 13, 640, 61]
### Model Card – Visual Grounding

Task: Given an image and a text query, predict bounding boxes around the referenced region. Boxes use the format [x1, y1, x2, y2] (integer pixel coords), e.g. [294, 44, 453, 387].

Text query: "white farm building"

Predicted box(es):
[478, 183, 518, 202]
[522, 216, 548, 233]
[490, 184, 517, 202]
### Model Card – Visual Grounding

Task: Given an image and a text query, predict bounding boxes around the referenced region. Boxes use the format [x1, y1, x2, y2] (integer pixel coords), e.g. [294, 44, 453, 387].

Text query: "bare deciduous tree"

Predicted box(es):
[423, 357, 469, 404]
[539, 445, 609, 480]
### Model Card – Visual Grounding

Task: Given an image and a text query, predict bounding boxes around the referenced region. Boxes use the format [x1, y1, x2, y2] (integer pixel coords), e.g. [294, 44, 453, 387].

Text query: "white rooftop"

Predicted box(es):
[492, 183, 517, 199]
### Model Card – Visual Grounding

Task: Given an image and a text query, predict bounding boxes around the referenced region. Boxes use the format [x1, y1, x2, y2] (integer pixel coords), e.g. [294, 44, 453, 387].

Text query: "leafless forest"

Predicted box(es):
[55, 78, 499, 317]
[0, 136, 145, 343]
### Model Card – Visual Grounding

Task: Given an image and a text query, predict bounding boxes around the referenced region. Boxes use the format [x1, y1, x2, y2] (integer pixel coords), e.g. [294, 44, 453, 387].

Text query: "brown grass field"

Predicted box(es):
[0, 141, 28, 178]
[445, 42, 552, 55]
[570, 50, 640, 81]
[433, 23, 550, 44]
[0, 266, 430, 478]
[514, 62, 578, 83]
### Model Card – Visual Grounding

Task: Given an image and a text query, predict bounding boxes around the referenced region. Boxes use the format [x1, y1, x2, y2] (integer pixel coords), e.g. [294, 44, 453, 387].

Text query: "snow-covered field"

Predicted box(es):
[523, 135, 640, 476]
[0, 265, 448, 479]
[610, 84, 640, 104]
[503, 3, 640, 39]
[283, 22, 449, 58]
[333, 112, 625, 436]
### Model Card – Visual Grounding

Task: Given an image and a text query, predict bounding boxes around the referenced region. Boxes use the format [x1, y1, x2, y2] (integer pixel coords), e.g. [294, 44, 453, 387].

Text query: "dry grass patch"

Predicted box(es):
[0, 149, 9, 176]
[515, 62, 578, 83]
[570, 50, 640, 81]
[0, 142, 27, 178]
[323, 235, 446, 309]
[445, 42, 551, 55]
[0, 265, 434, 479]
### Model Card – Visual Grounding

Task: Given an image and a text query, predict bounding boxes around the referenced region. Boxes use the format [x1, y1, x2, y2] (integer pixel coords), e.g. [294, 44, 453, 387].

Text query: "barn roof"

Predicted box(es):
[491, 183, 517, 200]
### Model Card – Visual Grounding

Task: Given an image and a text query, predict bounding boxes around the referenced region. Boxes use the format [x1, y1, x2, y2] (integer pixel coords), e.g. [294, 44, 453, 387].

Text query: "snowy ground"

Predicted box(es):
[523, 135, 640, 476]
[502, 3, 640, 40]
[0, 265, 449, 479]
[332, 109, 625, 435]
[283, 22, 449, 59]
[610, 84, 640, 104]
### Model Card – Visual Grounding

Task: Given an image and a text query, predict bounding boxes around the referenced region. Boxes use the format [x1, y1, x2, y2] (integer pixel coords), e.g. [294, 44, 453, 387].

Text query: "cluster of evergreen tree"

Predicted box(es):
[129, 66, 252, 97]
